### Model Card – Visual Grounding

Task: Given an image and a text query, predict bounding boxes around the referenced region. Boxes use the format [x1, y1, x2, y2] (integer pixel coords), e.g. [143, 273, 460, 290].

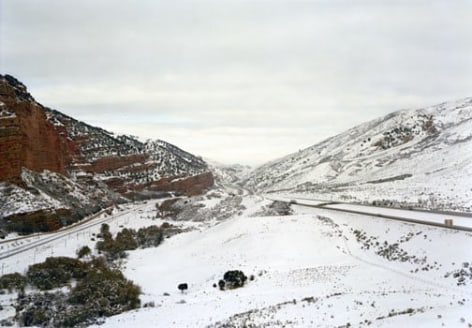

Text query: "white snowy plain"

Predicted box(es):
[1, 195, 471, 327]
[98, 197, 472, 327]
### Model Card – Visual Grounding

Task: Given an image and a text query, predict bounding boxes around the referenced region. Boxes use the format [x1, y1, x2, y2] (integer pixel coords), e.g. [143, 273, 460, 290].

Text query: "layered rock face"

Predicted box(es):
[0, 75, 67, 182]
[43, 107, 210, 195]
[150, 172, 215, 196]
[0, 74, 212, 191]
[0, 74, 214, 233]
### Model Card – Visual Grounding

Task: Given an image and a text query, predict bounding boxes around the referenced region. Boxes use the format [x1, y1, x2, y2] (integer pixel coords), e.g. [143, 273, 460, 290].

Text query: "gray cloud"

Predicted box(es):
[2, 0, 471, 165]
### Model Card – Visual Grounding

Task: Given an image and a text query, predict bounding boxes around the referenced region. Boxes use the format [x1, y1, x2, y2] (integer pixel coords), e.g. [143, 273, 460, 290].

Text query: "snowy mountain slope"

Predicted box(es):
[46, 108, 209, 181]
[0, 168, 124, 218]
[244, 97, 472, 212]
[144, 139, 208, 179]
[44, 107, 144, 163]
[89, 201, 472, 327]
[0, 75, 214, 234]
[0, 168, 127, 234]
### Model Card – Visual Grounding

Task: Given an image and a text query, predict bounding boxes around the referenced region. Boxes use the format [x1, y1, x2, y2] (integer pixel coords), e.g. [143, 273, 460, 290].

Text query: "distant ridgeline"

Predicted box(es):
[0, 74, 214, 234]
[243, 96, 472, 213]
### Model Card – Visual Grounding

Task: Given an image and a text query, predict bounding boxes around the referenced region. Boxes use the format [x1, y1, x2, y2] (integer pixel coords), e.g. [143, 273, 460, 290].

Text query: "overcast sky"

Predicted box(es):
[1, 0, 471, 166]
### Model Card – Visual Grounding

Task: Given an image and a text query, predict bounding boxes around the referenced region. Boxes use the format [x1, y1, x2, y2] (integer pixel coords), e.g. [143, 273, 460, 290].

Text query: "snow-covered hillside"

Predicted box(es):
[1, 193, 471, 327]
[0, 168, 124, 221]
[244, 97, 472, 212]
[46, 107, 209, 182]
[144, 139, 208, 179]
[96, 200, 471, 327]
[0, 75, 213, 236]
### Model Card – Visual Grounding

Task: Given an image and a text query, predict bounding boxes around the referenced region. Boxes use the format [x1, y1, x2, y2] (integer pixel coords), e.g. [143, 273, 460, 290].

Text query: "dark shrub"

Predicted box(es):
[177, 283, 188, 293]
[218, 279, 225, 290]
[115, 228, 138, 250]
[27, 257, 88, 290]
[136, 226, 163, 248]
[98, 223, 112, 240]
[96, 236, 127, 261]
[96, 225, 166, 262]
[67, 263, 141, 322]
[77, 245, 91, 258]
[13, 256, 141, 327]
[221, 270, 247, 290]
[0, 272, 27, 292]
[158, 198, 181, 217]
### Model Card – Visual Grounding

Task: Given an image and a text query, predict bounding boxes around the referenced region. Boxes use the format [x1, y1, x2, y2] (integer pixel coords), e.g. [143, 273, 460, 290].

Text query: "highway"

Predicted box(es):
[268, 195, 472, 232]
[2, 192, 471, 265]
[0, 203, 148, 261]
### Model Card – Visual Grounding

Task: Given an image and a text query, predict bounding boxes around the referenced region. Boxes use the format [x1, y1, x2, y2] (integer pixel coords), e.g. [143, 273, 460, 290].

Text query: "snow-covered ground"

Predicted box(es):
[90, 201, 472, 327]
[244, 97, 472, 213]
[270, 194, 472, 229]
[0, 198, 210, 275]
[1, 193, 471, 327]
[323, 203, 472, 228]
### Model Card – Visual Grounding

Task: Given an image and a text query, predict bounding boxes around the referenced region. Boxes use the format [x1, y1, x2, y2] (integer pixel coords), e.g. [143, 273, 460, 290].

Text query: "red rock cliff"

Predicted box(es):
[0, 74, 214, 198]
[0, 76, 67, 181]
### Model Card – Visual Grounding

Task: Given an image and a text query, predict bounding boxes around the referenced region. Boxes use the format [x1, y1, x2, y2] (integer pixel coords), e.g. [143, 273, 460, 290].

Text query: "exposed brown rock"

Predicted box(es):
[0, 75, 214, 235]
[0, 77, 67, 181]
[150, 172, 214, 196]
[86, 154, 150, 173]
[106, 171, 214, 198]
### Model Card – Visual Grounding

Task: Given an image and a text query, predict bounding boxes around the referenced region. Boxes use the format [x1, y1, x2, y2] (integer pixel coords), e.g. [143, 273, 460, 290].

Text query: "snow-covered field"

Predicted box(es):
[1, 193, 471, 327]
[93, 204, 472, 327]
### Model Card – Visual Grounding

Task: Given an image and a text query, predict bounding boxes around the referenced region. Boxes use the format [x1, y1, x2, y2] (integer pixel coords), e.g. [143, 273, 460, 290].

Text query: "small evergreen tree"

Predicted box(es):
[77, 245, 91, 259]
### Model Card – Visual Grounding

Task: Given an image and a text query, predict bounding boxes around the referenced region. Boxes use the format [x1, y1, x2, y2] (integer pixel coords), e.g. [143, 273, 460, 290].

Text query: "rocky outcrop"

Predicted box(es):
[1, 74, 215, 234]
[0, 75, 67, 182]
[0, 74, 213, 191]
[103, 171, 215, 199]
[83, 154, 152, 173]
[44, 108, 212, 194]
[149, 172, 215, 196]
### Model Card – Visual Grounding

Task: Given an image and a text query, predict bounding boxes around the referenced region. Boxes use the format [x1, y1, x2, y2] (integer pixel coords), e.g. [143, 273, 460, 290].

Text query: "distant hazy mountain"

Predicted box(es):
[205, 159, 252, 186]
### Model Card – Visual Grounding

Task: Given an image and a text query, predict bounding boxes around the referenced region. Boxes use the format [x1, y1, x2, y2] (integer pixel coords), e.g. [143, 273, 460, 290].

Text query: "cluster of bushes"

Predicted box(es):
[67, 258, 141, 322]
[444, 262, 472, 286]
[96, 223, 168, 261]
[252, 201, 293, 217]
[0, 222, 178, 326]
[0, 256, 141, 327]
[216, 270, 251, 290]
[3, 207, 83, 235]
[156, 198, 182, 218]
[27, 257, 88, 290]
